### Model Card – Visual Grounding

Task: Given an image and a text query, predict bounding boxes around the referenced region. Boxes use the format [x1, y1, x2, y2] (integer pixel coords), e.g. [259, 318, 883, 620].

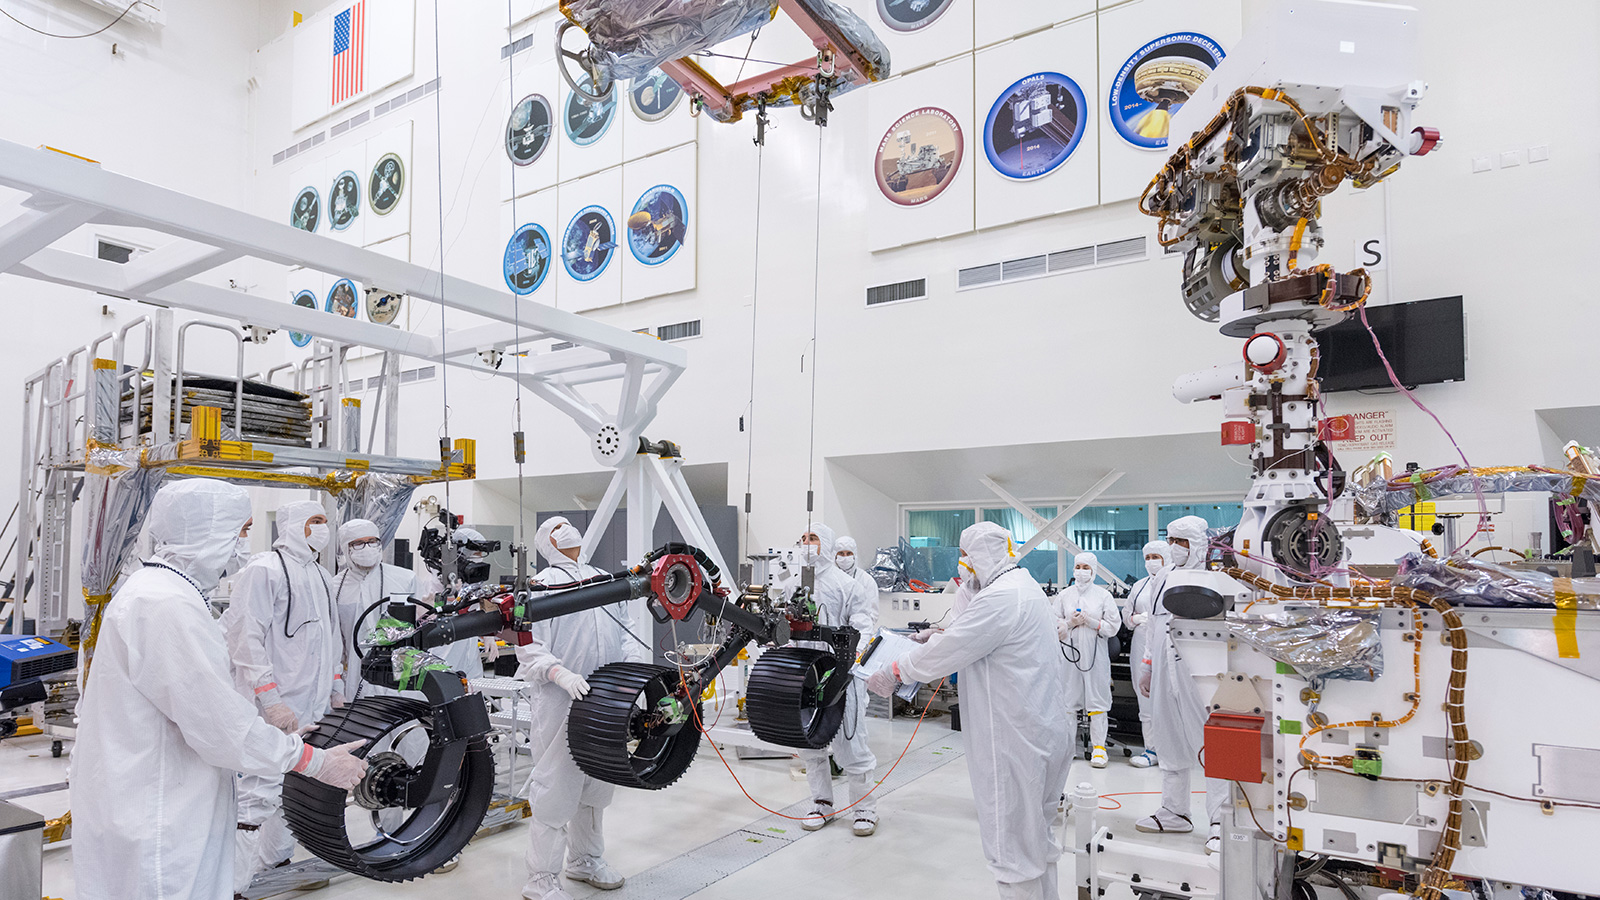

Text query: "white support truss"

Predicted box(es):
[980, 472, 1129, 590]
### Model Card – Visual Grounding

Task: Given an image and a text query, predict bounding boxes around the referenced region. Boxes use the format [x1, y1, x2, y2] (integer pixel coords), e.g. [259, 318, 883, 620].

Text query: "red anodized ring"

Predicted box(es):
[651, 554, 704, 621]
[1244, 332, 1287, 373]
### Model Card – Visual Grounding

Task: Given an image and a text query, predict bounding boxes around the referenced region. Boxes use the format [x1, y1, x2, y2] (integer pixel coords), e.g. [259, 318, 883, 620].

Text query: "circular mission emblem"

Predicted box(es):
[983, 72, 1087, 180]
[874, 107, 963, 206]
[1109, 32, 1225, 150]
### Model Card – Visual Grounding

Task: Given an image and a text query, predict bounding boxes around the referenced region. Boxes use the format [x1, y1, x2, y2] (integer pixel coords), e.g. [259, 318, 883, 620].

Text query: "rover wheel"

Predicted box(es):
[568, 663, 703, 790]
[745, 647, 847, 750]
[283, 696, 495, 882]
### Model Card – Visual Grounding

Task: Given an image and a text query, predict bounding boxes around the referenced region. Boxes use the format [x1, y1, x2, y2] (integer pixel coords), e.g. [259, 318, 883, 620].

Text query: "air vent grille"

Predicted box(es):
[657, 320, 701, 341]
[958, 236, 1150, 292]
[274, 78, 442, 166]
[866, 278, 927, 306]
[957, 263, 1003, 289]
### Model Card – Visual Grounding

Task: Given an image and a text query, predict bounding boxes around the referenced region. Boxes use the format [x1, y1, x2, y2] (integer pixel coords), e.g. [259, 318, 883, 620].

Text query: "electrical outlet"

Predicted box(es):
[1471, 156, 1492, 173]
[1529, 144, 1550, 163]
[1500, 150, 1523, 168]
[913, 597, 921, 611]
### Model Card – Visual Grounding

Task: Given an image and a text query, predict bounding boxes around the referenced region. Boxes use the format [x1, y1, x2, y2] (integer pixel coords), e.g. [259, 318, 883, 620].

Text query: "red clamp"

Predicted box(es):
[651, 554, 704, 622]
[497, 593, 532, 645]
[1411, 126, 1441, 156]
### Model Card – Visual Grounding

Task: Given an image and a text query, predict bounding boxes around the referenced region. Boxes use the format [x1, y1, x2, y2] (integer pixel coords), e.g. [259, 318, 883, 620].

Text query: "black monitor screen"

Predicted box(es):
[1314, 296, 1465, 393]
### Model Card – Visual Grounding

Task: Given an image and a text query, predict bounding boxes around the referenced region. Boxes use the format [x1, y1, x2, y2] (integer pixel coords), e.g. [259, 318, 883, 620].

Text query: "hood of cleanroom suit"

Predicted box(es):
[960, 521, 1020, 588]
[148, 478, 255, 593]
[534, 516, 585, 573]
[803, 521, 838, 573]
[835, 535, 859, 572]
[73, 479, 303, 900]
[1166, 515, 1209, 570]
[339, 517, 381, 557]
[272, 499, 326, 562]
[896, 520, 1069, 888]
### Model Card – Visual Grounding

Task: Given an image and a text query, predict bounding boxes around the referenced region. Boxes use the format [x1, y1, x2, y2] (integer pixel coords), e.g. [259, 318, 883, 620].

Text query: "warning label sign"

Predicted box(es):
[1343, 410, 1397, 454]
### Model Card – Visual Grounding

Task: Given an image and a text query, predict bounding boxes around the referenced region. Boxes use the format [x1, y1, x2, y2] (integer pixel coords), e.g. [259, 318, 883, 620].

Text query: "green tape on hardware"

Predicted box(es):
[1279, 720, 1302, 735]
[1276, 662, 1297, 676]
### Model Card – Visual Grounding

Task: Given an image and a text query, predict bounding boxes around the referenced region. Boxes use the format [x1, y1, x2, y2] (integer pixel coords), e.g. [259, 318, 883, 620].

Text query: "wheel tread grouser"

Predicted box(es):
[282, 695, 495, 883]
[745, 647, 846, 750]
[568, 662, 703, 790]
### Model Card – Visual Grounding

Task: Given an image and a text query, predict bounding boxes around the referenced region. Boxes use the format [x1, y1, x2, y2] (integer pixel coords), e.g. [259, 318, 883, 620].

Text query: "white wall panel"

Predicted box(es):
[865, 54, 975, 251]
[364, 120, 413, 245]
[1098, 0, 1241, 203]
[844, 0, 974, 74]
[975, 0, 1093, 49]
[974, 20, 1098, 229]
[622, 67, 697, 161]
[557, 66, 623, 180]
[500, 187, 560, 306]
[556, 167, 623, 311]
[500, 58, 562, 200]
[622, 144, 697, 303]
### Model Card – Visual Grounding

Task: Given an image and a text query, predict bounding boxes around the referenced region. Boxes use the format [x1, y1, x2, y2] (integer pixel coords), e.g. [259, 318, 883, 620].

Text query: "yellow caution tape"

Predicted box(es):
[1554, 577, 1580, 659]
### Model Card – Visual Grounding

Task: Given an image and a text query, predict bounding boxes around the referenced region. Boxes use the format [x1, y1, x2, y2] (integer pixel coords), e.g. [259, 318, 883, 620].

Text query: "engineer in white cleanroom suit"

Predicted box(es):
[221, 499, 342, 890]
[1054, 551, 1120, 769]
[834, 535, 882, 613]
[1136, 515, 1228, 854]
[796, 523, 880, 836]
[332, 518, 419, 696]
[518, 516, 648, 900]
[72, 480, 367, 900]
[1122, 540, 1170, 769]
[866, 521, 1070, 900]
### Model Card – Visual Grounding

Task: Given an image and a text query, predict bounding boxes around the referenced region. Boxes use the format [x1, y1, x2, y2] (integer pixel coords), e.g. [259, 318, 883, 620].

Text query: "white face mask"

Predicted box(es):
[1145, 559, 1163, 576]
[799, 543, 823, 567]
[957, 558, 980, 590]
[836, 553, 855, 572]
[349, 544, 383, 568]
[1170, 544, 1190, 566]
[305, 523, 331, 551]
[232, 535, 251, 569]
[1073, 567, 1093, 585]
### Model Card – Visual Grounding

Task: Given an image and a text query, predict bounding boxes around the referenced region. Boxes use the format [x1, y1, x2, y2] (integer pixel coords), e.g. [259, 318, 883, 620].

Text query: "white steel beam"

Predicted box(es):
[981, 472, 1128, 588]
[0, 140, 684, 371]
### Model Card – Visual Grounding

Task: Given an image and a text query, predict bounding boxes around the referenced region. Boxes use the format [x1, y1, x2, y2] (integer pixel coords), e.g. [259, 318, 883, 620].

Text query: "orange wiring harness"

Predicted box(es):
[1226, 569, 1471, 900]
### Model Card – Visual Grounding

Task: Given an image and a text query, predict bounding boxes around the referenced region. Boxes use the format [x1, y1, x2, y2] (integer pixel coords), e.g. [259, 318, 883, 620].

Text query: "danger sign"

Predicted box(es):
[1340, 410, 1397, 454]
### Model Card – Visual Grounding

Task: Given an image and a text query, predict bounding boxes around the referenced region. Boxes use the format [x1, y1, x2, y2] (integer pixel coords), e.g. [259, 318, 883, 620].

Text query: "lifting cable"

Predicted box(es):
[429, 0, 454, 537]
[505, 0, 529, 554]
[741, 107, 767, 556]
[803, 120, 824, 533]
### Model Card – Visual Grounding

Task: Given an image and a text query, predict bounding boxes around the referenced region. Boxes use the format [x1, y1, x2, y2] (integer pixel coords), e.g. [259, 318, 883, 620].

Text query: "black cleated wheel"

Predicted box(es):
[283, 696, 495, 882]
[745, 647, 847, 750]
[568, 663, 703, 790]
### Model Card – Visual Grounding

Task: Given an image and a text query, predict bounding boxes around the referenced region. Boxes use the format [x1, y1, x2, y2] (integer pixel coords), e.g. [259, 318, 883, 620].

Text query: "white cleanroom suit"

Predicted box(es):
[73, 480, 364, 900]
[797, 523, 880, 835]
[518, 517, 648, 900]
[332, 517, 420, 697]
[1053, 551, 1120, 767]
[222, 499, 342, 889]
[835, 535, 883, 612]
[870, 521, 1070, 900]
[1122, 541, 1170, 767]
[1137, 516, 1228, 853]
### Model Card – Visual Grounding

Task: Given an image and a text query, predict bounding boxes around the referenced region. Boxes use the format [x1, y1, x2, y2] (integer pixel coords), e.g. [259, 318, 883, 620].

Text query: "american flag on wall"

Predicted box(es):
[331, 2, 365, 105]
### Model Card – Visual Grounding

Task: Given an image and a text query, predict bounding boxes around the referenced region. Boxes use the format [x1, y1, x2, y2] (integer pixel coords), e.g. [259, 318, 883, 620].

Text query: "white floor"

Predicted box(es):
[2, 720, 1213, 900]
